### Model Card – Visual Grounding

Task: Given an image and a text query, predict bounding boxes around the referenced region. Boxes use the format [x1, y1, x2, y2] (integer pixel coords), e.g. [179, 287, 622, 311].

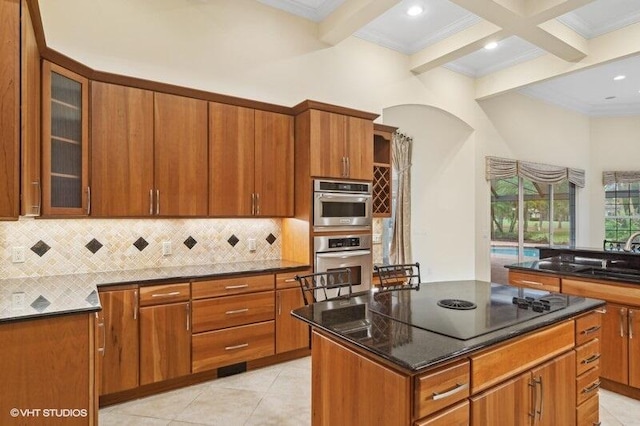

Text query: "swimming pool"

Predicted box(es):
[490, 246, 539, 258]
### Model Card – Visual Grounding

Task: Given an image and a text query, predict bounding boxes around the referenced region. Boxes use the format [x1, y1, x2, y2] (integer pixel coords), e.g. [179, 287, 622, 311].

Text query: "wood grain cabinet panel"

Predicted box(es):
[576, 391, 599, 426]
[91, 82, 154, 217]
[0, 0, 20, 220]
[192, 274, 274, 299]
[276, 287, 309, 353]
[415, 401, 469, 426]
[414, 359, 470, 419]
[154, 93, 208, 216]
[508, 270, 560, 292]
[191, 291, 275, 333]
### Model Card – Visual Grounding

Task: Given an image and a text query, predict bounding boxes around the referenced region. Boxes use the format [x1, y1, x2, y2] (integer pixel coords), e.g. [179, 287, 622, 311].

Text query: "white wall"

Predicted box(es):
[30, 0, 640, 282]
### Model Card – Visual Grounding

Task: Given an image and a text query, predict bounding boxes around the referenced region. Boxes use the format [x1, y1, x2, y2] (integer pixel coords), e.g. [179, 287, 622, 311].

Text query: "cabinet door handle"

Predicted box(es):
[519, 279, 543, 286]
[431, 382, 468, 401]
[225, 308, 249, 315]
[149, 189, 154, 215]
[133, 290, 138, 320]
[225, 284, 249, 290]
[346, 156, 350, 177]
[581, 354, 601, 365]
[33, 181, 41, 215]
[284, 278, 297, 283]
[341, 157, 347, 177]
[186, 302, 190, 331]
[630, 310, 635, 339]
[620, 308, 627, 337]
[96, 312, 106, 356]
[255, 193, 260, 216]
[225, 343, 249, 351]
[537, 376, 544, 421]
[151, 291, 181, 298]
[528, 380, 538, 419]
[87, 186, 91, 215]
[156, 190, 160, 215]
[582, 381, 601, 394]
[581, 325, 601, 335]
[277, 292, 281, 316]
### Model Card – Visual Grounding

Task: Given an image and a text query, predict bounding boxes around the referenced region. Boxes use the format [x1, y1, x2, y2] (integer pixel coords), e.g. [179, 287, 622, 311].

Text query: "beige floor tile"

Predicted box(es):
[99, 411, 171, 426]
[208, 364, 282, 393]
[600, 389, 640, 426]
[266, 364, 311, 398]
[244, 393, 311, 426]
[110, 383, 206, 421]
[173, 387, 263, 426]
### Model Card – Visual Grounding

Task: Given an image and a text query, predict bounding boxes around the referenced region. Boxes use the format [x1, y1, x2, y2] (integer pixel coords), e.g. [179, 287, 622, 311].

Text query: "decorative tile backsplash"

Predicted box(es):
[0, 217, 281, 280]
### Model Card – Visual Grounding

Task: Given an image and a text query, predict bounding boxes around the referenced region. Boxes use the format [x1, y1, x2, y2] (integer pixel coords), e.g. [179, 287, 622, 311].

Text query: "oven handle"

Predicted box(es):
[316, 193, 371, 202]
[316, 250, 372, 259]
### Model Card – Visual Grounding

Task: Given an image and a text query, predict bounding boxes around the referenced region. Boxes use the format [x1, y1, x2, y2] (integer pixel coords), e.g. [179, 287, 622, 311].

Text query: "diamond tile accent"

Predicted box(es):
[266, 233, 277, 245]
[184, 236, 197, 250]
[31, 295, 51, 312]
[85, 290, 99, 306]
[227, 235, 239, 247]
[133, 237, 149, 252]
[85, 238, 103, 254]
[31, 240, 51, 257]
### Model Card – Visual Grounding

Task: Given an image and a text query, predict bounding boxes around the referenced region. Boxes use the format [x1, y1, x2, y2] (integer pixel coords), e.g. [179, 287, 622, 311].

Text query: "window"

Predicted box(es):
[490, 177, 576, 284]
[604, 182, 640, 241]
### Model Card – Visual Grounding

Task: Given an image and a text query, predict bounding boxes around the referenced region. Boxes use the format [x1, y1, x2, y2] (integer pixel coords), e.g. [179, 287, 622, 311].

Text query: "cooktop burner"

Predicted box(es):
[437, 299, 477, 310]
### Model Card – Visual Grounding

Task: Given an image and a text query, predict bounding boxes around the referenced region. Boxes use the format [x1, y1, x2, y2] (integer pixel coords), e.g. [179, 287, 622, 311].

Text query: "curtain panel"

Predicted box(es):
[603, 171, 640, 185]
[390, 132, 413, 264]
[485, 156, 585, 188]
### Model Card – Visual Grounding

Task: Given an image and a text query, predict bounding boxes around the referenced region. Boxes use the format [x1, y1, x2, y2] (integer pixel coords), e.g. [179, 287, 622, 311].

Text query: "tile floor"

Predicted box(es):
[100, 357, 640, 425]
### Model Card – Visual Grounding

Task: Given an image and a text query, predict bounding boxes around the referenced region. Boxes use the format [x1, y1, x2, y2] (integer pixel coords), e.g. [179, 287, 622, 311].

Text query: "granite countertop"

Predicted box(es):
[292, 280, 604, 372]
[0, 259, 309, 323]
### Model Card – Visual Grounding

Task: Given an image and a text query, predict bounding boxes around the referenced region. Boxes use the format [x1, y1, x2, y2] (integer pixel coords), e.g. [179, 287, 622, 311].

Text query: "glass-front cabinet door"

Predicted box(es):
[42, 61, 89, 216]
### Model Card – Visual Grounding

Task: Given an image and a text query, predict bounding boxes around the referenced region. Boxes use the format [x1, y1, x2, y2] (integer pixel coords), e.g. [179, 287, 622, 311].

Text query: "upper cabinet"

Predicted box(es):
[91, 83, 208, 217]
[308, 110, 374, 181]
[0, 0, 20, 220]
[209, 102, 293, 217]
[372, 124, 396, 218]
[42, 61, 89, 216]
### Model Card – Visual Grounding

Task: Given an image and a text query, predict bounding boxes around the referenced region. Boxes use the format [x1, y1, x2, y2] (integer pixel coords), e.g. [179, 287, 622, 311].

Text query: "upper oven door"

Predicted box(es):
[313, 192, 372, 229]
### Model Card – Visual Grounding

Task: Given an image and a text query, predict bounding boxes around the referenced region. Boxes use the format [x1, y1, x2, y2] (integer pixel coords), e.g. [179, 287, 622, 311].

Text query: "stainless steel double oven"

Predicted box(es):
[313, 179, 373, 299]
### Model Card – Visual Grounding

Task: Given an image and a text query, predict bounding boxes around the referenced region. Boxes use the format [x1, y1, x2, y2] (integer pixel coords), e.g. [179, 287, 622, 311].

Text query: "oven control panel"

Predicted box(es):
[314, 235, 372, 253]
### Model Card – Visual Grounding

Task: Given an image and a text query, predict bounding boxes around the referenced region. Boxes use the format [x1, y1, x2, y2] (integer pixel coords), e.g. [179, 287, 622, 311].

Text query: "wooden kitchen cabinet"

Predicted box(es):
[600, 303, 640, 388]
[139, 283, 191, 385]
[91, 84, 207, 217]
[209, 102, 293, 217]
[0, 312, 98, 425]
[275, 270, 311, 354]
[308, 109, 373, 180]
[42, 61, 89, 216]
[372, 123, 395, 218]
[0, 0, 20, 220]
[471, 351, 575, 426]
[508, 270, 560, 292]
[98, 288, 139, 395]
[91, 82, 154, 216]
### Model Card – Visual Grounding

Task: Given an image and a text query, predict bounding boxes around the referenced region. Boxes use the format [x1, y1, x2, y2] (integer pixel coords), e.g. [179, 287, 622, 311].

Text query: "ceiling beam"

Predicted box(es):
[525, 0, 597, 24]
[319, 0, 401, 45]
[474, 21, 640, 99]
[410, 21, 503, 74]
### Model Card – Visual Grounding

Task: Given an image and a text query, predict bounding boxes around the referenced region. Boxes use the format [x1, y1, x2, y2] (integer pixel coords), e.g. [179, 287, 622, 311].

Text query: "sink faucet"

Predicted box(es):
[623, 232, 640, 252]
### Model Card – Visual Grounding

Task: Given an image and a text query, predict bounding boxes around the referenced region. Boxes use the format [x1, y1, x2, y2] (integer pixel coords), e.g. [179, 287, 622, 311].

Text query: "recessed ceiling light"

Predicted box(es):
[406, 5, 424, 16]
[613, 75, 626, 81]
[484, 41, 498, 50]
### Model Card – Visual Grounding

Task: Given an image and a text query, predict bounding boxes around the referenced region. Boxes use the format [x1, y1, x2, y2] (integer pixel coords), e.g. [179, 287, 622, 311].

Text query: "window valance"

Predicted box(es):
[603, 171, 640, 185]
[485, 156, 585, 188]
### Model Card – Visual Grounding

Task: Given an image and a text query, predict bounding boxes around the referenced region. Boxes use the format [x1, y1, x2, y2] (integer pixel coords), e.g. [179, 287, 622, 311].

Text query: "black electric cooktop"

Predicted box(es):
[366, 281, 569, 340]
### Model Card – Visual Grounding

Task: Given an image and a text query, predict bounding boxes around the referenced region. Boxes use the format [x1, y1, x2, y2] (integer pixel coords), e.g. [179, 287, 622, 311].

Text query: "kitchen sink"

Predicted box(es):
[577, 267, 640, 281]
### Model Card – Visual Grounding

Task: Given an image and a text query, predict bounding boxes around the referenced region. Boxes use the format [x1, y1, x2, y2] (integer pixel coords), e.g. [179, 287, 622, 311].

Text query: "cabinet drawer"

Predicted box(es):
[575, 311, 602, 346]
[192, 321, 275, 373]
[192, 274, 274, 299]
[563, 278, 640, 307]
[191, 291, 275, 333]
[576, 365, 600, 406]
[576, 338, 600, 376]
[276, 269, 311, 290]
[471, 321, 574, 393]
[414, 400, 469, 426]
[576, 391, 599, 426]
[415, 359, 470, 420]
[139, 282, 190, 306]
[508, 271, 560, 292]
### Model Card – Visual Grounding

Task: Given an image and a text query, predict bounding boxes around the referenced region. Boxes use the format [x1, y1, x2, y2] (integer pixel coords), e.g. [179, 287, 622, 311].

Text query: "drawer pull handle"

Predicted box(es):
[582, 381, 601, 394]
[581, 325, 601, 335]
[519, 280, 543, 286]
[581, 354, 601, 364]
[225, 343, 249, 351]
[284, 278, 297, 283]
[225, 308, 249, 315]
[432, 382, 468, 401]
[225, 284, 249, 290]
[151, 291, 181, 298]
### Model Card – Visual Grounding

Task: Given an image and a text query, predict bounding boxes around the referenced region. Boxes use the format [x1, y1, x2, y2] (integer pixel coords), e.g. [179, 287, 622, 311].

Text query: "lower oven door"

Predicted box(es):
[315, 249, 372, 300]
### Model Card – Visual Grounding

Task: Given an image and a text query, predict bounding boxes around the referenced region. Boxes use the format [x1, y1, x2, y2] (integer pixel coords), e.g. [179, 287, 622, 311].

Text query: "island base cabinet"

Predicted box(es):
[415, 401, 469, 426]
[311, 331, 410, 426]
[576, 392, 599, 426]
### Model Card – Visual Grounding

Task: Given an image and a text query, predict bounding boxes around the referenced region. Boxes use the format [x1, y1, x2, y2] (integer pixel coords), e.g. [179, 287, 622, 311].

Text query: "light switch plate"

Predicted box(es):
[11, 292, 26, 310]
[12, 246, 25, 263]
[248, 238, 257, 252]
[162, 241, 172, 256]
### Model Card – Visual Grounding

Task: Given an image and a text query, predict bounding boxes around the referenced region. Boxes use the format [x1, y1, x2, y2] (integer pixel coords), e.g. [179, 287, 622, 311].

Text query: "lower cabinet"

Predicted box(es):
[0, 312, 98, 425]
[415, 401, 469, 426]
[99, 287, 139, 395]
[275, 270, 311, 354]
[600, 303, 640, 388]
[139, 283, 191, 385]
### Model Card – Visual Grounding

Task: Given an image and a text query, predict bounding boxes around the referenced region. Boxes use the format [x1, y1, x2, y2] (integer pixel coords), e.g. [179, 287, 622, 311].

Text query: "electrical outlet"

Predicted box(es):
[11, 292, 26, 310]
[12, 247, 25, 263]
[372, 234, 382, 244]
[162, 241, 172, 256]
[248, 238, 257, 252]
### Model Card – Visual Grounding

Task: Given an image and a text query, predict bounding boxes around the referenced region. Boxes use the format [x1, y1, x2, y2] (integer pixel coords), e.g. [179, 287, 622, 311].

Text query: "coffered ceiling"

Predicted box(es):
[257, 0, 640, 116]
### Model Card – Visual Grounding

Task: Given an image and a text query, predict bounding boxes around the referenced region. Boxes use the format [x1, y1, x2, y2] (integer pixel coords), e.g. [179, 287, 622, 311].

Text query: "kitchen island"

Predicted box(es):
[292, 280, 605, 425]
